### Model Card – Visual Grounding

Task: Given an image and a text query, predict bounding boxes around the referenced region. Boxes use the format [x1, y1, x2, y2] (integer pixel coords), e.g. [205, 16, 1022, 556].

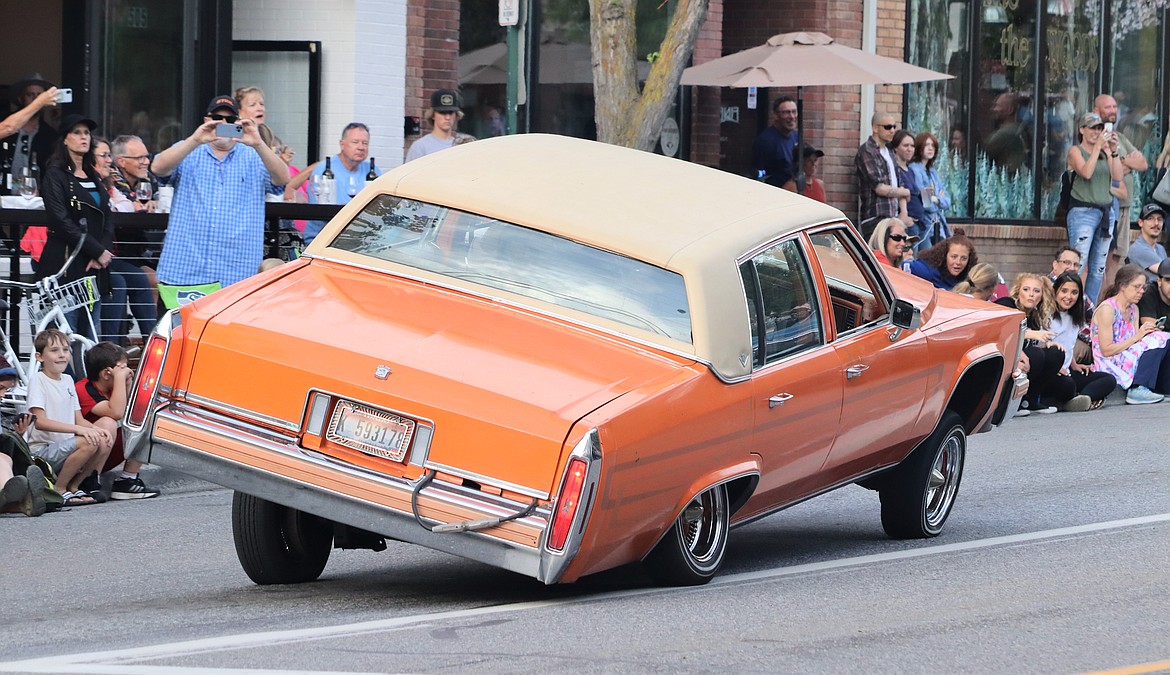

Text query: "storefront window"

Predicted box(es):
[907, 0, 971, 218]
[101, 0, 187, 151]
[972, 0, 1038, 219]
[1040, 0, 1098, 219]
[1110, 0, 1164, 214]
[458, 2, 508, 139]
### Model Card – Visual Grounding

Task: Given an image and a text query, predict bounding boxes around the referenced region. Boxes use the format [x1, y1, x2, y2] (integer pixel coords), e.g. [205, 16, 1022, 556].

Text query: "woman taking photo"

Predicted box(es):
[40, 115, 115, 336]
[890, 130, 925, 249]
[907, 229, 977, 290]
[1051, 272, 1116, 410]
[866, 217, 915, 268]
[1067, 111, 1124, 304]
[995, 273, 1076, 414]
[1092, 264, 1170, 404]
[909, 131, 952, 249]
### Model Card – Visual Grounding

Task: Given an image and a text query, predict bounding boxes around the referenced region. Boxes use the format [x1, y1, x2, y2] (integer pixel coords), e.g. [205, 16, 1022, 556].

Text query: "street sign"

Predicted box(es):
[499, 0, 519, 26]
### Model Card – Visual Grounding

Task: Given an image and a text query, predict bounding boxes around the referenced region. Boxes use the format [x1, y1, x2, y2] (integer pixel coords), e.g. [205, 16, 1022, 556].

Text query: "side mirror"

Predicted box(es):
[890, 298, 921, 331]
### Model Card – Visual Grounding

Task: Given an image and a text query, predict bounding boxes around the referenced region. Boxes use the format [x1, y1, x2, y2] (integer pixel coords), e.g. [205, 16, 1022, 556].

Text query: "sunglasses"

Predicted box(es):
[888, 234, 908, 242]
[209, 114, 238, 123]
[880, 124, 898, 130]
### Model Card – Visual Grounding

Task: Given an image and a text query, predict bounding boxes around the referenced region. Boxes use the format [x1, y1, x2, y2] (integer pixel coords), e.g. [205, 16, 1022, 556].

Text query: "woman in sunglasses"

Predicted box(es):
[866, 217, 915, 268]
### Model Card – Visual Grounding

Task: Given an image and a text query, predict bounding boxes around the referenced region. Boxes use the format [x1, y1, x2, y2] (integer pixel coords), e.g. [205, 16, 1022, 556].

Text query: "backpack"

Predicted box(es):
[1053, 169, 1074, 226]
[0, 430, 64, 512]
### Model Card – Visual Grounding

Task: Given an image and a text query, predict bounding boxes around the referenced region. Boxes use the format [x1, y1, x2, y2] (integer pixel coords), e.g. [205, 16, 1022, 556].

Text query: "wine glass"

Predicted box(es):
[136, 181, 153, 209]
[346, 176, 358, 199]
[16, 175, 37, 206]
[308, 175, 322, 202]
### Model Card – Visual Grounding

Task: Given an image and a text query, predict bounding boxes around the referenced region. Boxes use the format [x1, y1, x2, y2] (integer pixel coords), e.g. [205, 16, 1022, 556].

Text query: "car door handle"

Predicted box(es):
[845, 364, 869, 380]
[768, 393, 794, 409]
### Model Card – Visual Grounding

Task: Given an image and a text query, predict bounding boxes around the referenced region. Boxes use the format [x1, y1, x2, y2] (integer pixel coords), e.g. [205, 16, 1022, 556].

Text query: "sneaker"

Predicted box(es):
[1013, 407, 1031, 417]
[0, 475, 29, 508]
[1059, 394, 1092, 412]
[22, 465, 47, 517]
[1032, 405, 1059, 414]
[79, 472, 107, 503]
[109, 477, 160, 500]
[1126, 385, 1164, 405]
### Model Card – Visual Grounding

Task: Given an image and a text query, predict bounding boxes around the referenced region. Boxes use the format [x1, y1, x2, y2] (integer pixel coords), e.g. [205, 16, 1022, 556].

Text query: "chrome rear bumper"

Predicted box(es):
[134, 400, 571, 583]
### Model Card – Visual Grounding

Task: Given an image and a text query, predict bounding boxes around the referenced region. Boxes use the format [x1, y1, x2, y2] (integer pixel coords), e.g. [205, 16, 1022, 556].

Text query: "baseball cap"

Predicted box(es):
[0, 356, 18, 379]
[1140, 203, 1166, 220]
[904, 234, 920, 245]
[205, 94, 239, 117]
[1079, 112, 1104, 128]
[801, 143, 824, 158]
[59, 114, 97, 134]
[430, 89, 462, 113]
[1158, 258, 1170, 280]
[10, 73, 53, 103]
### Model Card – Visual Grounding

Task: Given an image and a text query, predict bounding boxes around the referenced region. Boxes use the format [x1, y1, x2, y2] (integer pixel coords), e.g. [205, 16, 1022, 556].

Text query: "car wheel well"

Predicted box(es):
[945, 356, 1004, 433]
[725, 474, 758, 516]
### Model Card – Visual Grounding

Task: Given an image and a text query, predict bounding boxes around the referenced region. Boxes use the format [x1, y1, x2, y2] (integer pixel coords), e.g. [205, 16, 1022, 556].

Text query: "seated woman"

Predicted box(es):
[866, 217, 915, 267]
[952, 262, 998, 301]
[907, 229, 977, 290]
[1050, 272, 1116, 411]
[1092, 264, 1170, 404]
[995, 273, 1076, 414]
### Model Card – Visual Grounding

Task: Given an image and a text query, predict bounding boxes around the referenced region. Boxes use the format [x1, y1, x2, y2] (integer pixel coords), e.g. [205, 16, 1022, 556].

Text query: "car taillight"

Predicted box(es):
[127, 334, 168, 427]
[548, 456, 588, 552]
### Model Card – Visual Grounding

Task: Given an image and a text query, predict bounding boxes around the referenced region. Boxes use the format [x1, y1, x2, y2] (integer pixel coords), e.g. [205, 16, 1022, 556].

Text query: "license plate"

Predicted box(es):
[326, 401, 415, 462]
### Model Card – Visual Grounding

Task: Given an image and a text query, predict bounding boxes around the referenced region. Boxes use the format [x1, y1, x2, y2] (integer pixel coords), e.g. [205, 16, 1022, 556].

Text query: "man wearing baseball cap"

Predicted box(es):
[1127, 202, 1167, 280]
[150, 95, 289, 307]
[406, 88, 474, 162]
[1, 73, 60, 182]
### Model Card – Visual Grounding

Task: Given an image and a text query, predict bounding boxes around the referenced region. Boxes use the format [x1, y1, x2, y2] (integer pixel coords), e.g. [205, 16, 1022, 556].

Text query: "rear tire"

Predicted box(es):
[880, 411, 966, 539]
[232, 492, 332, 585]
[644, 483, 729, 586]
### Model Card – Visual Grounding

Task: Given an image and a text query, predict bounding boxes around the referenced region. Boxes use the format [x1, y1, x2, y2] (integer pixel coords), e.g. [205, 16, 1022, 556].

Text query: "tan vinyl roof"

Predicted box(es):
[309, 134, 851, 380]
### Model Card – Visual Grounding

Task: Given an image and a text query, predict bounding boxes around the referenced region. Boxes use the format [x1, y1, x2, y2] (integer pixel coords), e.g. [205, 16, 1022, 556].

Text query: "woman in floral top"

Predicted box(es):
[1091, 264, 1170, 404]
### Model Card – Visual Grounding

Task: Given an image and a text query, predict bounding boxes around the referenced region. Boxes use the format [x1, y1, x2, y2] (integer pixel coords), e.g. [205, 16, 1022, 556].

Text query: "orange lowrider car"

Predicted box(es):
[124, 135, 1027, 586]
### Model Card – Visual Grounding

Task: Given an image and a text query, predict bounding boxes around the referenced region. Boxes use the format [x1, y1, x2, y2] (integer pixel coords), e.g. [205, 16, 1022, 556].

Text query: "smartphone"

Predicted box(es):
[215, 123, 244, 139]
[1103, 122, 1114, 133]
[57, 88, 73, 104]
[1157, 316, 1166, 330]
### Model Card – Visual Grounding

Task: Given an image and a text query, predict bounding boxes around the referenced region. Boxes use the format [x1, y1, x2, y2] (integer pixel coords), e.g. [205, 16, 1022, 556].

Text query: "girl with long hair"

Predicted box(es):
[907, 229, 978, 290]
[1050, 272, 1116, 410]
[995, 273, 1076, 414]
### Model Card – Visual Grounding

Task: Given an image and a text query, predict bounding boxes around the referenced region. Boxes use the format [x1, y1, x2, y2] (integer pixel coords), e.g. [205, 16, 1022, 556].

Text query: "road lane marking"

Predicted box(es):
[1079, 660, 1170, 675]
[5, 511, 1170, 673]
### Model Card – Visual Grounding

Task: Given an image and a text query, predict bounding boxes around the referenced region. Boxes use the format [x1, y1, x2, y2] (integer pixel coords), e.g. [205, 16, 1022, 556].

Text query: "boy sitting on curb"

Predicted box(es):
[26, 329, 115, 506]
[76, 342, 160, 500]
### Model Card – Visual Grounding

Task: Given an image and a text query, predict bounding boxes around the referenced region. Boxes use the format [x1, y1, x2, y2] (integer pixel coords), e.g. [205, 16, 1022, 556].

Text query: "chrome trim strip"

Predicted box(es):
[424, 461, 550, 501]
[144, 402, 558, 582]
[184, 392, 301, 433]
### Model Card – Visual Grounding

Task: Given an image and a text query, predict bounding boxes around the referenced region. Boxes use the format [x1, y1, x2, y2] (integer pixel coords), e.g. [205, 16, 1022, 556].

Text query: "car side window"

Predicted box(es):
[740, 239, 824, 367]
[808, 230, 890, 336]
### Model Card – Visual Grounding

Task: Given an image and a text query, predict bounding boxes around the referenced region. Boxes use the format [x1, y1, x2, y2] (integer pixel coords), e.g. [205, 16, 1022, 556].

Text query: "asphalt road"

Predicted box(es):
[3, 396, 1169, 674]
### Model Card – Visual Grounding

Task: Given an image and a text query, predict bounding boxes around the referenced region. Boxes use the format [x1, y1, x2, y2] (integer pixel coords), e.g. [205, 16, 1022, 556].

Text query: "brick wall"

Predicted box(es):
[234, 0, 407, 168]
[964, 224, 1068, 283]
[405, 0, 461, 158]
[689, 0, 723, 167]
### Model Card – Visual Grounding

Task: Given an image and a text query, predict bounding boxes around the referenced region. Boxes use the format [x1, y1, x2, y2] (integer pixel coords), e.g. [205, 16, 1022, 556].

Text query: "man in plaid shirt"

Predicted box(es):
[855, 112, 910, 239]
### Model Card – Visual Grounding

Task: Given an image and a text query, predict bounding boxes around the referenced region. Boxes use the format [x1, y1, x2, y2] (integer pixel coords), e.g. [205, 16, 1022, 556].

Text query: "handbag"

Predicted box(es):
[1153, 168, 1170, 204]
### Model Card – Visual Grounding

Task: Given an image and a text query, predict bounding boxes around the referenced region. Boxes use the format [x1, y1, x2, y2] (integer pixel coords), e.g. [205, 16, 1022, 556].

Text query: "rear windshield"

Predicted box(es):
[328, 196, 693, 343]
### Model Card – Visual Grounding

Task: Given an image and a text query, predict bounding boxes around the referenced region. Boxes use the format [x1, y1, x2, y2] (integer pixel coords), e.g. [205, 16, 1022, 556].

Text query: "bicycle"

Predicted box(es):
[0, 235, 101, 380]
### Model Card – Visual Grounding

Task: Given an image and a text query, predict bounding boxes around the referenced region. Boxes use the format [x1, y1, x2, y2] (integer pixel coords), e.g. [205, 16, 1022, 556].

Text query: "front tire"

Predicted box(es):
[232, 492, 332, 585]
[880, 411, 966, 539]
[644, 483, 729, 586]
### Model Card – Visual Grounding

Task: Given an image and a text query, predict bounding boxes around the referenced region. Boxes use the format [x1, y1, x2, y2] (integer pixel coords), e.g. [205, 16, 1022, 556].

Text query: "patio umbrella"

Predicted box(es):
[681, 31, 953, 188]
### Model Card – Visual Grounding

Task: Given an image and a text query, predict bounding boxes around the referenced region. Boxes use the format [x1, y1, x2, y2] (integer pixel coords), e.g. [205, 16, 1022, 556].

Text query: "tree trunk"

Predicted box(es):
[589, 0, 710, 151]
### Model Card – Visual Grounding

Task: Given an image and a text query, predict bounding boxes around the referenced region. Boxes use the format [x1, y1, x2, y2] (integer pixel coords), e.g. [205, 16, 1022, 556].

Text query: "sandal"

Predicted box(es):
[1088, 399, 1105, 411]
[62, 491, 97, 506]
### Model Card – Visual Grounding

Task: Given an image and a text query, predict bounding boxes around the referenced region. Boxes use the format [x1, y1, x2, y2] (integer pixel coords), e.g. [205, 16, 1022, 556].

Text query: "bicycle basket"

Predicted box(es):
[20, 276, 99, 326]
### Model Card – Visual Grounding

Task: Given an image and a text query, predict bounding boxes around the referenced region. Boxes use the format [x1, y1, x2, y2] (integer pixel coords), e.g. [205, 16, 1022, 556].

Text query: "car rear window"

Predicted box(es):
[328, 195, 693, 343]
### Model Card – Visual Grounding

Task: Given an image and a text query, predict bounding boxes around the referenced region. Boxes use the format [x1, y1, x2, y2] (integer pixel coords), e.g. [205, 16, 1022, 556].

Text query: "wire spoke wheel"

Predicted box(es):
[644, 483, 730, 586]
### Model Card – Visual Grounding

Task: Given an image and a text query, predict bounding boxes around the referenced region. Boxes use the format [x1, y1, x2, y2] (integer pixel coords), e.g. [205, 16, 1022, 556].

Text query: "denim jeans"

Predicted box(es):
[1067, 206, 1113, 303]
[101, 258, 158, 343]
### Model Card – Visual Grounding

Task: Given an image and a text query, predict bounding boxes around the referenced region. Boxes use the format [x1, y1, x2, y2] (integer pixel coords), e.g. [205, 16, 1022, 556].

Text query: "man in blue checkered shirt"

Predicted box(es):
[150, 95, 289, 303]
